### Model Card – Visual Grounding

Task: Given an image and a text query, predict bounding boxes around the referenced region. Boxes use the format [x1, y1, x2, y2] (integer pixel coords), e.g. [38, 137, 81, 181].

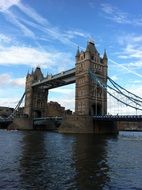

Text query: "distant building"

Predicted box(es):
[47, 101, 64, 117]
[47, 101, 72, 117]
[0, 107, 14, 118]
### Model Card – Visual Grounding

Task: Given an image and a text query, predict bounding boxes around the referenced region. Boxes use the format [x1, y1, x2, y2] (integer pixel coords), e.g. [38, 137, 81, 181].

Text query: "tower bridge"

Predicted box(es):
[24, 41, 108, 119]
[2, 41, 142, 133]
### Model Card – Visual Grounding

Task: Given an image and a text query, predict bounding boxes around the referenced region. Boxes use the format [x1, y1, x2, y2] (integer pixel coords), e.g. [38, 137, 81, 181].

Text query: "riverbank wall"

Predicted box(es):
[117, 121, 142, 131]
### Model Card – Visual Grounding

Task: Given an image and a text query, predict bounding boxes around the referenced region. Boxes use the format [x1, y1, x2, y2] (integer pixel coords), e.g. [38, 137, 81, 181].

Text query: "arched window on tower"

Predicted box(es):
[91, 55, 94, 60]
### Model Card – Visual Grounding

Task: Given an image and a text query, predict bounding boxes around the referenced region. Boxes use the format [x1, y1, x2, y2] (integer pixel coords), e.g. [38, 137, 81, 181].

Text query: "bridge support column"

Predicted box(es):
[59, 115, 94, 133]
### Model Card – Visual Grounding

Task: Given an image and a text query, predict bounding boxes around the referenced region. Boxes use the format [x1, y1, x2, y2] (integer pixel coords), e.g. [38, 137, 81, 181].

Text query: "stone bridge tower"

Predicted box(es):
[24, 67, 48, 118]
[75, 41, 108, 116]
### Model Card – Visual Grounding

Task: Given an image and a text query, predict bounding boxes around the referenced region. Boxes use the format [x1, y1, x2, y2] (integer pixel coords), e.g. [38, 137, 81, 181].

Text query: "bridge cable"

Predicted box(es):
[89, 70, 142, 112]
[108, 76, 142, 101]
[108, 79, 142, 105]
[7, 92, 26, 119]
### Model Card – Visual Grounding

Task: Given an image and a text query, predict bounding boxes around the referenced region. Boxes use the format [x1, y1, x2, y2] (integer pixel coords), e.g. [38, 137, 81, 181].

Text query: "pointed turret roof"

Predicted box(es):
[103, 49, 108, 60]
[33, 66, 44, 80]
[86, 40, 98, 54]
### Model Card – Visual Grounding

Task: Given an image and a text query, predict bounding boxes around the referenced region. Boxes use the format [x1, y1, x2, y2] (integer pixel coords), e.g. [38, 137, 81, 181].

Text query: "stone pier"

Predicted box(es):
[8, 117, 33, 130]
[59, 115, 118, 134]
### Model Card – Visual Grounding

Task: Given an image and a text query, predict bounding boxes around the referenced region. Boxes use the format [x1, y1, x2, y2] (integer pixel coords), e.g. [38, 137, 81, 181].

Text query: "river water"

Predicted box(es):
[0, 130, 142, 190]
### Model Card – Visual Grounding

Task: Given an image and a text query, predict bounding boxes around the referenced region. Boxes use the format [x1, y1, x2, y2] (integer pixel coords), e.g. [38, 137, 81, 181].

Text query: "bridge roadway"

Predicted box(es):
[32, 68, 75, 89]
[33, 115, 142, 126]
[1, 115, 142, 130]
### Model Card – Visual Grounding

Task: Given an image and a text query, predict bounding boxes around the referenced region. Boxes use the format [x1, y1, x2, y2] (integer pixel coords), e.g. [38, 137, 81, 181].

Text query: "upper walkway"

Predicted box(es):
[32, 68, 75, 89]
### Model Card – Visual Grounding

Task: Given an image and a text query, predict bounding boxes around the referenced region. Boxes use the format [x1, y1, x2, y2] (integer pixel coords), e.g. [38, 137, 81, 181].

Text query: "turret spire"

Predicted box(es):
[26, 70, 30, 77]
[76, 46, 80, 57]
[103, 49, 108, 60]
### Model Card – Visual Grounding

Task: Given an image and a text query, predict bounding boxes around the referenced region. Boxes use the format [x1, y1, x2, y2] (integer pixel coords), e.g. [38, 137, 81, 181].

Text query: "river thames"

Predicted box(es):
[0, 130, 142, 190]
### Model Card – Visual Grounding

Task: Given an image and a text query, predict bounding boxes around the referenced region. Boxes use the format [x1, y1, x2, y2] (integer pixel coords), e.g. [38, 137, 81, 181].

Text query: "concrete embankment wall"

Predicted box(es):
[117, 121, 142, 131]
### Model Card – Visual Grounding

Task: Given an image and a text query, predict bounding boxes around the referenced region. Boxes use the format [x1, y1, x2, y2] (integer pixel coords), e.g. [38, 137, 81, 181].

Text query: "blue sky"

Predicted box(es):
[0, 0, 142, 112]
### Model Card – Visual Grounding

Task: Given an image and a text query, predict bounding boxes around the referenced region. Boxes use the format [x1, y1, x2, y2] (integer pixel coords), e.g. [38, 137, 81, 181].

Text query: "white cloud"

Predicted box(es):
[100, 3, 142, 26]
[1, 0, 89, 47]
[118, 34, 142, 49]
[0, 0, 20, 11]
[0, 73, 11, 85]
[107, 84, 142, 115]
[117, 44, 142, 60]
[17, 3, 89, 45]
[0, 73, 25, 87]
[114, 34, 142, 74]
[48, 85, 75, 111]
[49, 95, 75, 111]
[110, 75, 118, 81]
[101, 3, 130, 24]
[17, 2, 49, 26]
[0, 97, 22, 108]
[11, 77, 25, 87]
[0, 45, 73, 70]
[101, 3, 115, 14]
[5, 10, 35, 38]
[109, 58, 142, 78]
[0, 33, 12, 43]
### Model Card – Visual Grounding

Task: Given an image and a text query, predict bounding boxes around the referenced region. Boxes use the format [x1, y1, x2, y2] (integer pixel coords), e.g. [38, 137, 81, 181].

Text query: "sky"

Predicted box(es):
[0, 0, 142, 113]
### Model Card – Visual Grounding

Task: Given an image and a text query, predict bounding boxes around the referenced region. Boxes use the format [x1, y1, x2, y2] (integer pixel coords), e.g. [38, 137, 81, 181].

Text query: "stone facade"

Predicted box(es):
[75, 41, 108, 116]
[24, 67, 48, 118]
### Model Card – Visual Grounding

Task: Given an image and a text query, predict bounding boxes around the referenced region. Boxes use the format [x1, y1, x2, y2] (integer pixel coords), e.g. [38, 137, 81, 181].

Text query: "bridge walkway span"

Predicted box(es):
[93, 115, 142, 121]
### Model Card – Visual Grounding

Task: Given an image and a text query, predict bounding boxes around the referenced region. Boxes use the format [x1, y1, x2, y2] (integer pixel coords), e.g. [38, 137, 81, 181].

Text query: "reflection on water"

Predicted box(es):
[73, 134, 111, 190]
[0, 130, 23, 190]
[20, 132, 48, 189]
[20, 132, 76, 190]
[0, 130, 142, 189]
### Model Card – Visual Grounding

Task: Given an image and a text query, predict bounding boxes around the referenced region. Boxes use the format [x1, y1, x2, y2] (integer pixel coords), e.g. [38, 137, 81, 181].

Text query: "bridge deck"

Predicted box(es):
[34, 115, 142, 123]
